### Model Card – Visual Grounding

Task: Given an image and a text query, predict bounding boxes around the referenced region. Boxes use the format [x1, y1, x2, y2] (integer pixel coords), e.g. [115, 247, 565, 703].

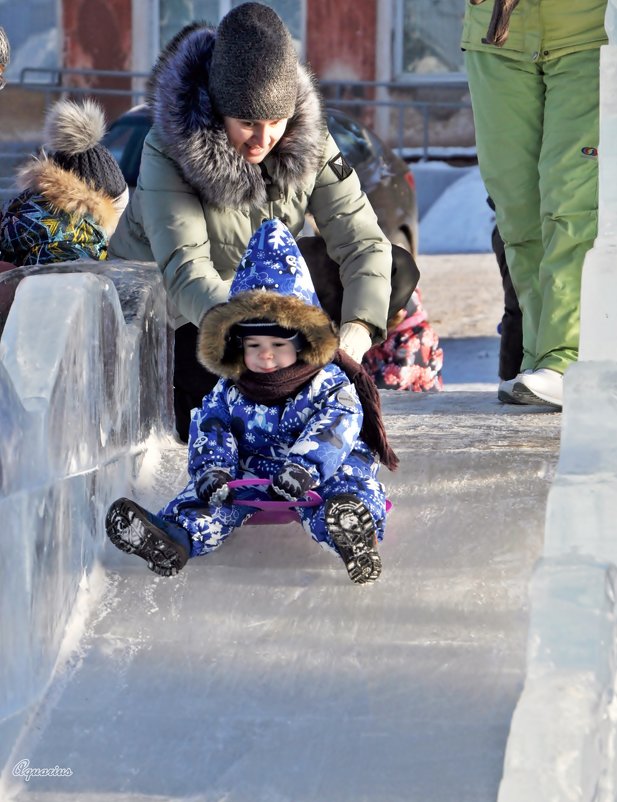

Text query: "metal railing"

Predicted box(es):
[320, 74, 469, 93]
[319, 76, 472, 159]
[16, 67, 473, 160]
[325, 97, 472, 160]
[19, 66, 151, 108]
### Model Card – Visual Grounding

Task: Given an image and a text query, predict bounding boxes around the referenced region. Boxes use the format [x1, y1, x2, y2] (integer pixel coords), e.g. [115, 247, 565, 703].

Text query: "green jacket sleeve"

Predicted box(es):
[308, 131, 392, 341]
[137, 130, 231, 326]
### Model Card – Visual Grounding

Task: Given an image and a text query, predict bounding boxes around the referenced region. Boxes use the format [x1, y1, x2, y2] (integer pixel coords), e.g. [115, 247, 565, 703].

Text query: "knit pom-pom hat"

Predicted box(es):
[0, 27, 10, 66]
[43, 99, 127, 200]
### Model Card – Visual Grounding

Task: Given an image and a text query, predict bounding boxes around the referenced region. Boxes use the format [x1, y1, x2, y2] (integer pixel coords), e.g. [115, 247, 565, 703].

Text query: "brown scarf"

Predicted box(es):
[334, 350, 399, 472]
[471, 0, 521, 46]
[235, 361, 322, 404]
[235, 351, 399, 471]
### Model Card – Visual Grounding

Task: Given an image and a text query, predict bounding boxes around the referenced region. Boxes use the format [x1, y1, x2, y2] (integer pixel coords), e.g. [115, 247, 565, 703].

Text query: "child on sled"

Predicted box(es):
[105, 218, 398, 584]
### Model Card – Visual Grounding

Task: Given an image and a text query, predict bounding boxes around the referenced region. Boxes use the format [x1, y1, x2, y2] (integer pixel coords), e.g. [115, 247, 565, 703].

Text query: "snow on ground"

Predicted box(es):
[420, 167, 495, 255]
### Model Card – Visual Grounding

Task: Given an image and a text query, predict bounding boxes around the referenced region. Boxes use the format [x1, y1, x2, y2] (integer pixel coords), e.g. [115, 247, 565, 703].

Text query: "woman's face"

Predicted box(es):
[223, 117, 289, 164]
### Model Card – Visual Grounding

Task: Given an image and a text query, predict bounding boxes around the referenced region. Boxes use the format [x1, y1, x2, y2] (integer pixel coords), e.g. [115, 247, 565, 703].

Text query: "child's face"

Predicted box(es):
[243, 335, 298, 373]
[224, 117, 289, 164]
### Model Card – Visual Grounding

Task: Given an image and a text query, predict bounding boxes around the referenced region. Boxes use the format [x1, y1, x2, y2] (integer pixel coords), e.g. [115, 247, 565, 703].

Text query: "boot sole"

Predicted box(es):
[325, 494, 382, 584]
[105, 498, 188, 577]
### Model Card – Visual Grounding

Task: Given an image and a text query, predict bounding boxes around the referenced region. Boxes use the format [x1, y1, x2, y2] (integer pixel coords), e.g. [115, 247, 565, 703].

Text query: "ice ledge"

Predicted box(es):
[0, 262, 171, 776]
[498, 557, 617, 802]
[498, 34, 617, 800]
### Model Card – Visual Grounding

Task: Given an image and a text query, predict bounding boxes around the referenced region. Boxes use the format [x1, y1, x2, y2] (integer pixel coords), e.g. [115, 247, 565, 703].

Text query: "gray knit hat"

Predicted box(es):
[209, 2, 298, 120]
[0, 27, 10, 66]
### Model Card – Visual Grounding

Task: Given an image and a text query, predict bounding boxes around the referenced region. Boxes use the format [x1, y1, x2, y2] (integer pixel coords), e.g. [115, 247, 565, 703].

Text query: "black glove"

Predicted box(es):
[269, 463, 315, 502]
[195, 468, 233, 506]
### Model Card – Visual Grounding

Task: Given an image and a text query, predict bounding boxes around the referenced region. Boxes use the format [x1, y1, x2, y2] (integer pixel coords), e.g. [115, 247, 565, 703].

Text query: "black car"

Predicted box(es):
[102, 105, 418, 256]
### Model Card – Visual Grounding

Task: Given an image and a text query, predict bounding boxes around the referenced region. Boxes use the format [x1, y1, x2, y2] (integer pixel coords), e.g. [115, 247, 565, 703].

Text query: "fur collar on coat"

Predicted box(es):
[17, 158, 120, 234]
[146, 23, 326, 209]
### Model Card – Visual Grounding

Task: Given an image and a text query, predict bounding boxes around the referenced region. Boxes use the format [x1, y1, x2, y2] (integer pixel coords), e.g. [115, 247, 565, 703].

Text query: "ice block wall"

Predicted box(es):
[499, 9, 617, 801]
[0, 262, 171, 773]
[543, 8, 617, 577]
[578, 33, 617, 359]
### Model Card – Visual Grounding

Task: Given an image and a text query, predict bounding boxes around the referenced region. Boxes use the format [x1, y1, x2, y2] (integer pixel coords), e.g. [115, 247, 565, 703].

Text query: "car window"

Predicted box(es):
[364, 128, 387, 160]
[102, 119, 151, 187]
[102, 124, 134, 163]
[326, 112, 373, 167]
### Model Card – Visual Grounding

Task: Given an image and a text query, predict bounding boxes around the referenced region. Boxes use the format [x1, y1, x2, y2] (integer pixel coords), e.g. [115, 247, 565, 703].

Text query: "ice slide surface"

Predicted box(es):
[5, 386, 561, 802]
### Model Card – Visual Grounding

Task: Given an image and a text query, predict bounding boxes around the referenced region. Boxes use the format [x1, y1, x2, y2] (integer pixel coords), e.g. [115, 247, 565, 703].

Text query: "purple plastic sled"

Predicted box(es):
[228, 478, 392, 526]
[228, 478, 321, 525]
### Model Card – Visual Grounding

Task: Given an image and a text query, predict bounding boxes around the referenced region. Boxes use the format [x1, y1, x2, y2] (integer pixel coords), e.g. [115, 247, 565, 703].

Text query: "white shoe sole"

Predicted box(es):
[511, 381, 562, 409]
[497, 385, 525, 405]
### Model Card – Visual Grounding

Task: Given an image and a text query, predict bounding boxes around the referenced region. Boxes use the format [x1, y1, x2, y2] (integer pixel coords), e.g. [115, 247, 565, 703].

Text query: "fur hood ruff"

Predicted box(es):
[17, 158, 120, 234]
[198, 290, 338, 380]
[197, 217, 338, 379]
[147, 23, 326, 208]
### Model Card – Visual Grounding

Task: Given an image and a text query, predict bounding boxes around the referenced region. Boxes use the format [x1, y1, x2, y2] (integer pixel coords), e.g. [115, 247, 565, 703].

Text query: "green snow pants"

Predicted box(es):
[465, 48, 601, 374]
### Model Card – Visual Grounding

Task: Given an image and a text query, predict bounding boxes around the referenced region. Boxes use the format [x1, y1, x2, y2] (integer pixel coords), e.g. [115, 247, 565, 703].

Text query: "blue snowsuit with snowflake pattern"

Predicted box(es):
[158, 216, 392, 559]
[159, 363, 386, 558]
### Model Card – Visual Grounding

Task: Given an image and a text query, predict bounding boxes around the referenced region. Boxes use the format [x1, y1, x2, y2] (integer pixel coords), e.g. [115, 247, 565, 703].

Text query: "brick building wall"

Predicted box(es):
[63, 0, 132, 119]
[306, 0, 377, 82]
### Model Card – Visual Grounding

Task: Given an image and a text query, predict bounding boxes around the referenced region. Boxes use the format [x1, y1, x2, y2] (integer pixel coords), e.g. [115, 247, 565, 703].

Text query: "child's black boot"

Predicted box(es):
[105, 497, 190, 577]
[325, 494, 382, 584]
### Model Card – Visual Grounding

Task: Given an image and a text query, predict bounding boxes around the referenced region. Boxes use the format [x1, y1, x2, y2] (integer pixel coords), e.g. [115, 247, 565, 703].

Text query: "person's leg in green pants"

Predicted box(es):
[465, 48, 600, 407]
[535, 49, 600, 374]
[465, 51, 545, 375]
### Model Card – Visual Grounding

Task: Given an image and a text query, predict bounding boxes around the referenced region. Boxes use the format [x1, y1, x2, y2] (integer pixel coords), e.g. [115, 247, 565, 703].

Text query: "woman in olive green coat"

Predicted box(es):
[462, 0, 608, 408]
[109, 5, 416, 438]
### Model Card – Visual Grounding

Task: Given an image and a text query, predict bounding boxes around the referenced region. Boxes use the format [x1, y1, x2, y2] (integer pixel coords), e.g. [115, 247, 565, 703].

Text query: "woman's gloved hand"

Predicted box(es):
[195, 468, 233, 506]
[339, 321, 373, 363]
[269, 463, 315, 501]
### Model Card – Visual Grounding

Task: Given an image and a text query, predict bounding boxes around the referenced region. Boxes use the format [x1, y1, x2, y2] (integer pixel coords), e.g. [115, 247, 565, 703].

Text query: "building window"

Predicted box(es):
[394, 0, 465, 77]
[0, 0, 59, 80]
[160, 1, 221, 47]
[160, 0, 303, 52]
[236, 0, 302, 43]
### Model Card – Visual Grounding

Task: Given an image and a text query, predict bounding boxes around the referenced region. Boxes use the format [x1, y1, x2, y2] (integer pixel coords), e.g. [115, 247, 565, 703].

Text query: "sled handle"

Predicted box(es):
[227, 477, 322, 510]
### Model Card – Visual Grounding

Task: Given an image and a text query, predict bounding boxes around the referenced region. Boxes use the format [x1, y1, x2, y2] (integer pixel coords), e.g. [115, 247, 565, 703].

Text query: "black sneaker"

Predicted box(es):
[325, 494, 382, 584]
[105, 497, 190, 577]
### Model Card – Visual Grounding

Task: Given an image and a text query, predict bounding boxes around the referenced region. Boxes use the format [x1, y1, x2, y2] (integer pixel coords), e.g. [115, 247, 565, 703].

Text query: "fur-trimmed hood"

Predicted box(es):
[17, 158, 120, 234]
[146, 23, 326, 208]
[198, 218, 338, 379]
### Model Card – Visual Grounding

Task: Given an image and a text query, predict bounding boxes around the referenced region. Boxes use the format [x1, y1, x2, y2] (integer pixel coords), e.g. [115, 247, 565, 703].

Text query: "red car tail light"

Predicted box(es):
[404, 170, 415, 192]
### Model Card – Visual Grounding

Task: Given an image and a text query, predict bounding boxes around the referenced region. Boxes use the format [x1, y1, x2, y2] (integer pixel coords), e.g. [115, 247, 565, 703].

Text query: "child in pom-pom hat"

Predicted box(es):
[0, 98, 128, 266]
[106, 218, 398, 584]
